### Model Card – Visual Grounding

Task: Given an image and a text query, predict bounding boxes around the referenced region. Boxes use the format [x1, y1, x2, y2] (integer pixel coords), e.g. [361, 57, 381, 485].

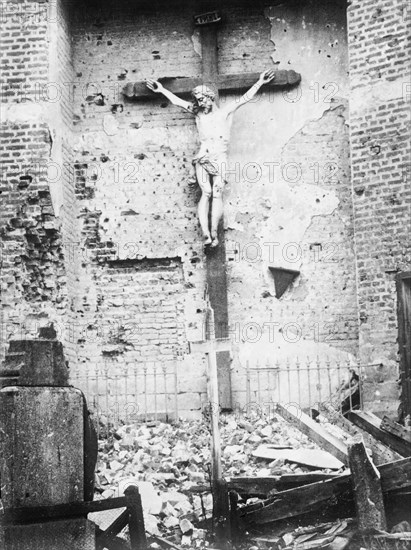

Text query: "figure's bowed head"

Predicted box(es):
[191, 85, 216, 114]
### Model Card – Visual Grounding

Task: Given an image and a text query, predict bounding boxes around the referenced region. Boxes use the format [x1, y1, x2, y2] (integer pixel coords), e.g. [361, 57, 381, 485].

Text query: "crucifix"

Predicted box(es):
[123, 11, 301, 408]
[189, 289, 232, 533]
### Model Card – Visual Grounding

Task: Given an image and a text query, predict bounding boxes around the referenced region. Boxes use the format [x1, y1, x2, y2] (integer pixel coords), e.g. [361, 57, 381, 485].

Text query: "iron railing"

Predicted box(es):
[71, 355, 382, 429]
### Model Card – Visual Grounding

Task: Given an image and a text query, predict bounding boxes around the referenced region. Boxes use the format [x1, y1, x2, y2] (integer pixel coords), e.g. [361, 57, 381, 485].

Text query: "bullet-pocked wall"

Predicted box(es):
[347, 0, 411, 416]
[1, 0, 407, 418]
[68, 0, 359, 416]
[220, 0, 358, 406]
[70, 0, 209, 418]
[0, 0, 75, 361]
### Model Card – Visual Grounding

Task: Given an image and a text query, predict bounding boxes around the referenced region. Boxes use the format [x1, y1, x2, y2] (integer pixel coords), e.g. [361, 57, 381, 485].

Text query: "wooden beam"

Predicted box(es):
[348, 439, 386, 531]
[276, 403, 348, 465]
[396, 272, 411, 420]
[347, 410, 411, 457]
[318, 402, 402, 465]
[96, 526, 131, 550]
[200, 21, 231, 411]
[379, 457, 411, 493]
[122, 70, 301, 99]
[240, 473, 353, 525]
[189, 338, 231, 354]
[96, 510, 129, 550]
[381, 415, 411, 443]
[200, 24, 219, 97]
[229, 490, 240, 543]
[228, 473, 339, 497]
[206, 242, 232, 408]
[240, 457, 411, 525]
[3, 496, 129, 525]
[124, 486, 147, 550]
[151, 535, 183, 550]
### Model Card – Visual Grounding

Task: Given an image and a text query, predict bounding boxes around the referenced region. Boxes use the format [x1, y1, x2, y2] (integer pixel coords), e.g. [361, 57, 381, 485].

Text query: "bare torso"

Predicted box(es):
[195, 107, 233, 157]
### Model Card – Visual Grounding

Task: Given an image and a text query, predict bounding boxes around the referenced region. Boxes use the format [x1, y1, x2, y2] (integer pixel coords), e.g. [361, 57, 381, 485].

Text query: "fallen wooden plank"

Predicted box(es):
[124, 485, 147, 550]
[3, 496, 128, 524]
[381, 416, 411, 443]
[228, 473, 339, 497]
[348, 438, 386, 531]
[347, 411, 411, 457]
[229, 490, 240, 543]
[95, 526, 130, 550]
[379, 457, 411, 493]
[252, 445, 344, 469]
[318, 402, 402, 465]
[240, 473, 353, 524]
[240, 457, 411, 525]
[151, 535, 183, 550]
[96, 509, 129, 546]
[275, 403, 348, 465]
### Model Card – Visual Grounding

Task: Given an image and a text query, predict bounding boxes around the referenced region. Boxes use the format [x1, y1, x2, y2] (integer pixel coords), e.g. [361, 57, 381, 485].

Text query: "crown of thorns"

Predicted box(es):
[191, 85, 216, 101]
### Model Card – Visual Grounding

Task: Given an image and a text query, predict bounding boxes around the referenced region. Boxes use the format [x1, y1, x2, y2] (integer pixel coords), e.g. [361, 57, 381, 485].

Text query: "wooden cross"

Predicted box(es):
[189, 291, 231, 531]
[189, 292, 231, 482]
[123, 12, 301, 410]
[123, 12, 301, 100]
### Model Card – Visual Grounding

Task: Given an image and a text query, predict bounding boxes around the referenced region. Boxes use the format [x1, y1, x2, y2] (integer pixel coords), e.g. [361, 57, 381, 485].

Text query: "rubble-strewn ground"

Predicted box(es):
[90, 412, 410, 550]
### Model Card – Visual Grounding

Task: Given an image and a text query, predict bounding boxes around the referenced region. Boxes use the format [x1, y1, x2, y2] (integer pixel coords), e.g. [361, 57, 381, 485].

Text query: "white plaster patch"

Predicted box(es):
[103, 113, 120, 136]
[262, 180, 339, 271]
[236, 333, 356, 409]
[75, 132, 105, 151]
[0, 102, 46, 123]
[191, 28, 202, 58]
[350, 78, 405, 113]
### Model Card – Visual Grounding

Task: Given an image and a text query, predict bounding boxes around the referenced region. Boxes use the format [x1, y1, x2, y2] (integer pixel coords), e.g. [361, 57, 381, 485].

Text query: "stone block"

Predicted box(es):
[0, 339, 69, 388]
[0, 386, 84, 508]
[3, 518, 95, 550]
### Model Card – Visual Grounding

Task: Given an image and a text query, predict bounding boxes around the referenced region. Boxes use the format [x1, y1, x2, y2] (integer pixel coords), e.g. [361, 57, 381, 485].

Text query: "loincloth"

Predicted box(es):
[192, 152, 227, 185]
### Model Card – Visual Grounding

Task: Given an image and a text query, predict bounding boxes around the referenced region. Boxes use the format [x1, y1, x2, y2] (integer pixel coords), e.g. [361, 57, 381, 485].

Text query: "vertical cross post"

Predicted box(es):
[205, 302, 223, 484]
[189, 294, 232, 541]
[198, 15, 232, 409]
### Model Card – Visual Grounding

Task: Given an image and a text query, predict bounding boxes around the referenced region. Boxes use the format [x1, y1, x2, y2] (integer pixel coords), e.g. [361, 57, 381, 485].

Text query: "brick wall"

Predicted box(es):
[69, 0, 209, 416]
[2, 0, 408, 418]
[347, 0, 411, 415]
[68, 0, 359, 416]
[0, 0, 75, 359]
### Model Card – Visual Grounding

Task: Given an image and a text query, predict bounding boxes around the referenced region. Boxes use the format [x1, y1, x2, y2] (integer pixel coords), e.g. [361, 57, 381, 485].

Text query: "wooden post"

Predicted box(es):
[229, 490, 240, 543]
[124, 486, 147, 550]
[190, 298, 231, 543]
[207, 306, 223, 485]
[214, 479, 230, 547]
[348, 438, 387, 532]
[199, 16, 232, 409]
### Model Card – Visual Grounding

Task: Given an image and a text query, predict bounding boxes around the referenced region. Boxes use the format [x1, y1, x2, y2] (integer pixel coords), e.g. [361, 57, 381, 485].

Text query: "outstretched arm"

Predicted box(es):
[146, 79, 192, 112]
[223, 69, 276, 116]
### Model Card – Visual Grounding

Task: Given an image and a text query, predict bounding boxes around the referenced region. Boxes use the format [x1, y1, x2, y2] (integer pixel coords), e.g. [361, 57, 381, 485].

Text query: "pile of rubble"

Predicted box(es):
[92, 412, 351, 549]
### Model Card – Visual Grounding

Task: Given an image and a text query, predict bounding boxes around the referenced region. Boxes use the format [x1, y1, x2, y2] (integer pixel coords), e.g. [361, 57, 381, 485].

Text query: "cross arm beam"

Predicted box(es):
[189, 338, 231, 355]
[123, 70, 301, 99]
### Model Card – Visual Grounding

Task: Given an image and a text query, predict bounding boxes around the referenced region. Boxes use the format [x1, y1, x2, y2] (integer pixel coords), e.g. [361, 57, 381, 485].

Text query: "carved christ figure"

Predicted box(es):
[146, 69, 275, 247]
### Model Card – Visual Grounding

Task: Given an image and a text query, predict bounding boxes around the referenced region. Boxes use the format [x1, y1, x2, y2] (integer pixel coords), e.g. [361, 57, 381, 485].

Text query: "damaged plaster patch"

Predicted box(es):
[191, 28, 202, 58]
[0, 102, 45, 123]
[259, 108, 345, 274]
[350, 79, 404, 112]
